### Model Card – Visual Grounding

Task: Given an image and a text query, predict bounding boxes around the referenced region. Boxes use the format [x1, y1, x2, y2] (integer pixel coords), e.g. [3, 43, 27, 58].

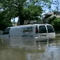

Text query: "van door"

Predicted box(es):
[38, 25, 47, 40]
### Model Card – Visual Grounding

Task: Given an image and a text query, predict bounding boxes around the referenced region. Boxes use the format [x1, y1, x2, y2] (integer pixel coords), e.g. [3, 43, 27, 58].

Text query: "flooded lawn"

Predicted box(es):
[0, 34, 60, 60]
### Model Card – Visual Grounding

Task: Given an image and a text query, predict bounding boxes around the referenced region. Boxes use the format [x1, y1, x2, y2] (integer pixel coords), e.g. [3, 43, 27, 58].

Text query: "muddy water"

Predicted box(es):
[0, 34, 60, 60]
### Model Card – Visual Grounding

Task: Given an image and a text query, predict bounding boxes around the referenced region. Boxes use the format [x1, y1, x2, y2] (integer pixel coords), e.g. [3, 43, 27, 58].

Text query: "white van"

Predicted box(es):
[0, 24, 55, 47]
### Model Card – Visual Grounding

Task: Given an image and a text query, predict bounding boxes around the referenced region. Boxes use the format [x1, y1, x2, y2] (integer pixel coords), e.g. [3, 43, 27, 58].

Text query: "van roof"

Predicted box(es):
[10, 24, 52, 29]
[28, 23, 51, 25]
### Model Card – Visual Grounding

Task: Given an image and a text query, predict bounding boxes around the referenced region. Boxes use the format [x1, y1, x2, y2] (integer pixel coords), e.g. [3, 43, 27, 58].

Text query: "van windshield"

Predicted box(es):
[39, 26, 47, 33]
[3, 28, 10, 34]
[47, 25, 54, 33]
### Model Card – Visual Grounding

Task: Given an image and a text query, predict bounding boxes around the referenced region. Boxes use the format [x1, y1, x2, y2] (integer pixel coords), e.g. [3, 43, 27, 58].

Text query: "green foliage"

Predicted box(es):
[22, 5, 43, 21]
[30, 0, 51, 4]
[0, 11, 12, 30]
[49, 16, 56, 24]
[0, 0, 50, 26]
[0, 0, 26, 25]
[30, 0, 51, 9]
[51, 18, 60, 26]
[28, 5, 42, 15]
[0, 0, 51, 25]
[50, 18, 60, 31]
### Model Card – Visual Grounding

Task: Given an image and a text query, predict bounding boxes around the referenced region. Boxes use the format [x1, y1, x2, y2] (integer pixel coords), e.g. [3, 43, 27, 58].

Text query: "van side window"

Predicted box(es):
[39, 26, 47, 33]
[47, 25, 54, 33]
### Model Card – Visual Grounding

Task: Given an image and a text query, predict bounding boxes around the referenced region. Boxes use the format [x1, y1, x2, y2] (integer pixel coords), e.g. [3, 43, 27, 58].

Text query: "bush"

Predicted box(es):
[51, 18, 60, 31]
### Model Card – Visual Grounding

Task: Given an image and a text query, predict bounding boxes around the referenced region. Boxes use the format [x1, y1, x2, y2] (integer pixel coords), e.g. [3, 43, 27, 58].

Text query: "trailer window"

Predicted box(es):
[39, 26, 47, 33]
[47, 25, 54, 33]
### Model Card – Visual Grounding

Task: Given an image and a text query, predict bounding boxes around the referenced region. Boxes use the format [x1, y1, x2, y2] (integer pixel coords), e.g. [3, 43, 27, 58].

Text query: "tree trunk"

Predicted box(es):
[19, 16, 24, 25]
[18, 3, 24, 25]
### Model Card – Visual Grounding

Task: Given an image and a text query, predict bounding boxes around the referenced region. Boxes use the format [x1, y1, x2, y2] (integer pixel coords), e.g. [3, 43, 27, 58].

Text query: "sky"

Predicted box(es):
[11, 0, 60, 22]
[43, 0, 60, 13]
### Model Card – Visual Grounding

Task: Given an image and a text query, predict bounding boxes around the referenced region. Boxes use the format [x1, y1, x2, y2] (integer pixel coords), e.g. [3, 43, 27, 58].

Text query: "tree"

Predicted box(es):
[0, 0, 26, 25]
[29, 0, 51, 12]
[49, 16, 56, 24]
[0, 0, 52, 25]
[51, 18, 60, 26]
[0, 11, 12, 30]
[51, 18, 60, 31]
[21, 5, 43, 23]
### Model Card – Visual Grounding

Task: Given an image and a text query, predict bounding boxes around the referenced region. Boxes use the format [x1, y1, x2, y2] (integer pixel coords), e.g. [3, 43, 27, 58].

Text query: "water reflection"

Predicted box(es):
[0, 36, 60, 60]
[44, 46, 60, 60]
[26, 36, 60, 60]
[26, 40, 60, 60]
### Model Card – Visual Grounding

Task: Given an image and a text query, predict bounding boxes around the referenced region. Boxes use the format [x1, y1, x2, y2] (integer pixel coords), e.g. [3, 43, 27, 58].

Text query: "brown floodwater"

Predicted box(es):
[0, 34, 60, 60]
